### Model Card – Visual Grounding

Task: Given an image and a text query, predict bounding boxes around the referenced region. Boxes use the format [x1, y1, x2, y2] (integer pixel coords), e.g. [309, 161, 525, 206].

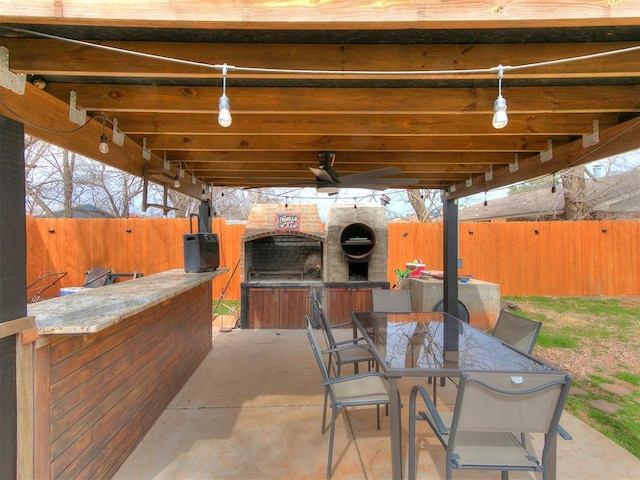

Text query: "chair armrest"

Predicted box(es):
[321, 371, 387, 386]
[331, 321, 353, 329]
[409, 385, 449, 435]
[322, 344, 372, 355]
[557, 424, 572, 440]
[334, 336, 367, 346]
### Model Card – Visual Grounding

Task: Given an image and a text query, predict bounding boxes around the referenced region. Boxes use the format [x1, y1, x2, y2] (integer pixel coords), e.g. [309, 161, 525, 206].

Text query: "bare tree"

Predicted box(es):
[25, 137, 142, 218]
[80, 162, 143, 217]
[25, 138, 83, 217]
[406, 189, 442, 222]
[561, 166, 590, 220]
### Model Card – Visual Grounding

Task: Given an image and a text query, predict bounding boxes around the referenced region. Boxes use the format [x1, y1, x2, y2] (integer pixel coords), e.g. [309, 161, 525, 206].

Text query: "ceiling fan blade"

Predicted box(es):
[309, 166, 335, 183]
[340, 176, 419, 187]
[339, 167, 404, 183]
[335, 178, 419, 190]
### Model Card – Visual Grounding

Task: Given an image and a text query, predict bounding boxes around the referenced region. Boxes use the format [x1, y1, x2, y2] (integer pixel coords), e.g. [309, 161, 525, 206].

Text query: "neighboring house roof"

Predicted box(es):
[460, 169, 640, 221]
[48, 204, 115, 218]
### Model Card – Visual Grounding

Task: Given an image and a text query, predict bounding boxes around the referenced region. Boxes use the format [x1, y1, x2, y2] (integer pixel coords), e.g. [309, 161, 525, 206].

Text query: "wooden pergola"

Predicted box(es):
[1, 2, 639, 478]
[1, 2, 639, 200]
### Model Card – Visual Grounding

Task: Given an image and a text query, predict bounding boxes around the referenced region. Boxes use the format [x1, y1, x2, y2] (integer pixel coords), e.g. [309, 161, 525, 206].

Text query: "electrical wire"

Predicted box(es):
[3, 24, 638, 200]
[1, 25, 638, 78]
[0, 94, 105, 134]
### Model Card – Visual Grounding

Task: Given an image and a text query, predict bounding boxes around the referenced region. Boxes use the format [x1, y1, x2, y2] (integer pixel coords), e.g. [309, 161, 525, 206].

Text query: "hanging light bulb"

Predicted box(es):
[484, 192, 488, 207]
[99, 116, 109, 153]
[492, 65, 508, 129]
[218, 63, 232, 128]
[173, 176, 181, 188]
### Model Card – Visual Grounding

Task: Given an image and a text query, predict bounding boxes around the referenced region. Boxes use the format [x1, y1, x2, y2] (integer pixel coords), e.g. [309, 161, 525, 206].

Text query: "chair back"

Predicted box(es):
[314, 299, 338, 348]
[451, 371, 572, 442]
[305, 315, 331, 382]
[492, 310, 542, 354]
[372, 289, 411, 312]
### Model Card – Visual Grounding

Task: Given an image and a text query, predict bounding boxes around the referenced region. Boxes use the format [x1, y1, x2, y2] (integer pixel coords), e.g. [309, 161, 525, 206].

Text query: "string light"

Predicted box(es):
[2, 25, 638, 143]
[484, 192, 488, 207]
[98, 116, 109, 153]
[492, 65, 508, 129]
[218, 63, 232, 128]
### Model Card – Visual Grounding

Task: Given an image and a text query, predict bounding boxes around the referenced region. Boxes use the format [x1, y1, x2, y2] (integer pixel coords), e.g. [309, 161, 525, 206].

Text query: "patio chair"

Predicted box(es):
[433, 310, 544, 404]
[492, 309, 543, 355]
[305, 316, 391, 479]
[371, 288, 412, 312]
[315, 299, 376, 375]
[408, 371, 572, 480]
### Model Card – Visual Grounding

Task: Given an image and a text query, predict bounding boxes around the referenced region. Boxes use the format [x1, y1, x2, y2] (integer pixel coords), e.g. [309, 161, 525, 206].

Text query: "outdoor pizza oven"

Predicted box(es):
[340, 223, 376, 262]
[324, 205, 388, 283]
[240, 204, 389, 329]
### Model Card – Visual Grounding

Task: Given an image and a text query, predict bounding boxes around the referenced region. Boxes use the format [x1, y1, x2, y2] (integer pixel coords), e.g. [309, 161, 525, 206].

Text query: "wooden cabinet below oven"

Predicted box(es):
[242, 285, 317, 328]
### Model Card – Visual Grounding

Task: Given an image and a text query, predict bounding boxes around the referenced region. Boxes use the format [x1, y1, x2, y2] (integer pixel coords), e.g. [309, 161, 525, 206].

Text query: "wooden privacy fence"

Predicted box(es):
[26, 216, 640, 302]
[26, 217, 244, 303]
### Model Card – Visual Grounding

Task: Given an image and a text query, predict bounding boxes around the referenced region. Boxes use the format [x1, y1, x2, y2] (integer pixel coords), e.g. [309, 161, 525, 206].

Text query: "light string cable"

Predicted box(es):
[2, 25, 639, 79]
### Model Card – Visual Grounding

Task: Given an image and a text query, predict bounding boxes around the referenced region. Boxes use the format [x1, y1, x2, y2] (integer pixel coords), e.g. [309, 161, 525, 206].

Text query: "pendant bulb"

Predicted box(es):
[218, 63, 232, 127]
[492, 65, 508, 129]
[218, 94, 232, 127]
[492, 95, 508, 129]
[99, 133, 109, 154]
[99, 116, 109, 153]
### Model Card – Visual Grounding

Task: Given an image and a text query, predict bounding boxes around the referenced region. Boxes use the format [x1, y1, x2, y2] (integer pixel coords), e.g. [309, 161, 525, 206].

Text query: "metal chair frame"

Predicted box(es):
[408, 371, 572, 480]
[305, 317, 390, 479]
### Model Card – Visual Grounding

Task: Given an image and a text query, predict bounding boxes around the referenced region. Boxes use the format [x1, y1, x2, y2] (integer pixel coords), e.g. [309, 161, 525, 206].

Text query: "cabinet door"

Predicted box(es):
[325, 287, 377, 325]
[248, 288, 279, 329]
[351, 288, 374, 313]
[325, 288, 352, 325]
[279, 288, 311, 329]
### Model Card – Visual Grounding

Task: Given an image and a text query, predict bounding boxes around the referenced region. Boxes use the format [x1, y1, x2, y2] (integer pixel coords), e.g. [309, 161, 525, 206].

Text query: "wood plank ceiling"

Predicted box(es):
[1, 1, 639, 201]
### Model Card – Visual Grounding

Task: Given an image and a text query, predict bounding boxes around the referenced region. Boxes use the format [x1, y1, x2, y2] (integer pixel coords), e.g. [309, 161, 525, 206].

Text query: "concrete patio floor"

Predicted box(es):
[113, 326, 640, 480]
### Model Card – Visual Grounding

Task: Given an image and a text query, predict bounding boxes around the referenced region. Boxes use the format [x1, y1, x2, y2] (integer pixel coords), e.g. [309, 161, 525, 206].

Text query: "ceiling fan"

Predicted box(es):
[308, 152, 419, 195]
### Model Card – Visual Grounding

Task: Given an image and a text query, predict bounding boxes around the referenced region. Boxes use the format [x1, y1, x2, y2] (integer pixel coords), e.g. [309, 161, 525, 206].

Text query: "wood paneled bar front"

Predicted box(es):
[18, 269, 226, 480]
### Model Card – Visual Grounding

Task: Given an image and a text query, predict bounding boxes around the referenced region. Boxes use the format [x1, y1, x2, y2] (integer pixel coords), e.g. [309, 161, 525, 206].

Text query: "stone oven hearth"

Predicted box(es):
[240, 204, 390, 329]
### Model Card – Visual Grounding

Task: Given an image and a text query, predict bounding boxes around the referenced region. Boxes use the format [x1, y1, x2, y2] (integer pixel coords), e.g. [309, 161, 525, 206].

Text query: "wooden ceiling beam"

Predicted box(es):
[114, 112, 619, 136]
[186, 161, 489, 178]
[0, 82, 202, 197]
[135, 134, 568, 153]
[4, 39, 639, 80]
[45, 84, 640, 115]
[172, 151, 517, 166]
[449, 117, 640, 198]
[2, 1, 639, 28]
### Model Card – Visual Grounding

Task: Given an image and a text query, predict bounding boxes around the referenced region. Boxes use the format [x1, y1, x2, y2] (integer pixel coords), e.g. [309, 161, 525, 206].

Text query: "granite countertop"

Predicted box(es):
[28, 269, 227, 335]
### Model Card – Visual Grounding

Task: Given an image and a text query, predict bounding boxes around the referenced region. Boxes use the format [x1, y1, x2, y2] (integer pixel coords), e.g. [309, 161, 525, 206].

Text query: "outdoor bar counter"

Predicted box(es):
[19, 269, 226, 480]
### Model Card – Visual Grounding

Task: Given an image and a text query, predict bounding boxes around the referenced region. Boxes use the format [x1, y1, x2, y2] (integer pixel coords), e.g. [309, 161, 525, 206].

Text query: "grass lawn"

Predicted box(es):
[502, 296, 640, 458]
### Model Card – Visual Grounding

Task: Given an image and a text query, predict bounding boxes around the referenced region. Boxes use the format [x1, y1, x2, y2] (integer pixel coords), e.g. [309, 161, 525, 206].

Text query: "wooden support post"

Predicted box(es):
[0, 114, 26, 479]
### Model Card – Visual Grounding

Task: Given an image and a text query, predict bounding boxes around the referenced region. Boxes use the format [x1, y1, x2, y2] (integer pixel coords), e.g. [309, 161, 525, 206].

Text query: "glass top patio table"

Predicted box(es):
[351, 310, 561, 480]
[351, 311, 557, 377]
